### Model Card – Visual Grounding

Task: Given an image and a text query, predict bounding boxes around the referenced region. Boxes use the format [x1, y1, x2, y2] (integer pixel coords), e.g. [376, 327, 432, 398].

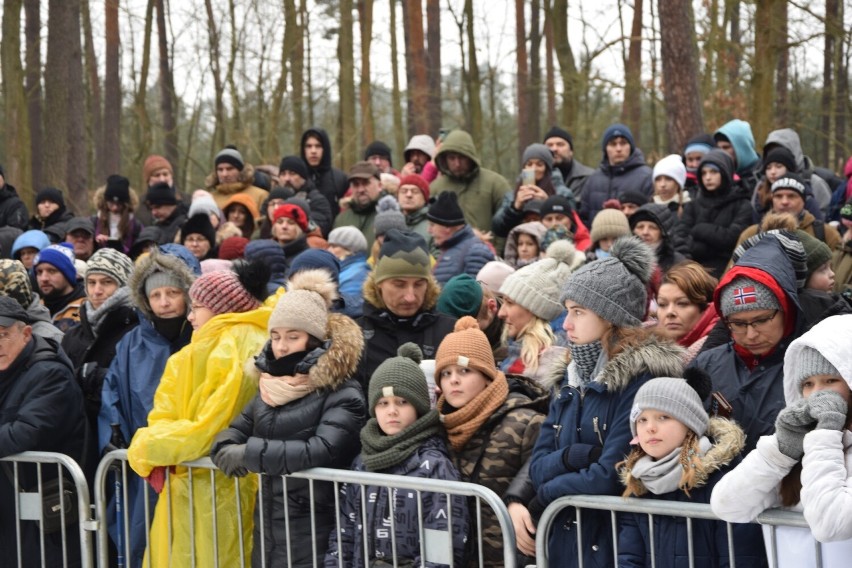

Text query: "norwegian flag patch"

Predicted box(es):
[732, 286, 757, 305]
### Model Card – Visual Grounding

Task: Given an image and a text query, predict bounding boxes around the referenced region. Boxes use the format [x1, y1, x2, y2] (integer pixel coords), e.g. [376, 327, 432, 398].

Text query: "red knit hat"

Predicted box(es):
[272, 203, 309, 232]
[189, 270, 260, 315]
[218, 236, 249, 260]
[398, 174, 430, 201]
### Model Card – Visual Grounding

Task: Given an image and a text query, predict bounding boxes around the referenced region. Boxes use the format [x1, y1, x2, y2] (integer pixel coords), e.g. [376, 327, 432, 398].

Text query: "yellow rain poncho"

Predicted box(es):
[128, 305, 271, 567]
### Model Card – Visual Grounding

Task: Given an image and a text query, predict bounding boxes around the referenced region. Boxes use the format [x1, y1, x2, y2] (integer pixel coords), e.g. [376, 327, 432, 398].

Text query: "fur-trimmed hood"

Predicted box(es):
[255, 312, 364, 392]
[362, 269, 442, 312]
[128, 248, 197, 321]
[93, 184, 141, 213]
[620, 417, 745, 491]
[205, 162, 257, 194]
[542, 333, 686, 392]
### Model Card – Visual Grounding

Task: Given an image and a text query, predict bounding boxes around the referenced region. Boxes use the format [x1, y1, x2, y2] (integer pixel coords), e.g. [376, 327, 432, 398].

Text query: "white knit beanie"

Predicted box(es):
[653, 154, 687, 190]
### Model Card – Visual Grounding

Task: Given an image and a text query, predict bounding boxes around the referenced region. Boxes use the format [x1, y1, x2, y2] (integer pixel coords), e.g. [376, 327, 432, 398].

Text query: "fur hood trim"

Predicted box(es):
[362, 270, 441, 311]
[129, 248, 197, 321]
[542, 334, 685, 392]
[94, 184, 141, 213]
[619, 417, 745, 491]
[205, 162, 257, 192]
[309, 312, 364, 390]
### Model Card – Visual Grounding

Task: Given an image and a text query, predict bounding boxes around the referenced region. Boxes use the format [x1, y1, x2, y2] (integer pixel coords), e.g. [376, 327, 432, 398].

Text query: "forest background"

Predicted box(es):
[0, 0, 850, 214]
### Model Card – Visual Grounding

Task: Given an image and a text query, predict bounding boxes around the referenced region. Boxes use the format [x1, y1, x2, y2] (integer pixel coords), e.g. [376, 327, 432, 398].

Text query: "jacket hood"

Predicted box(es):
[222, 192, 261, 219]
[783, 314, 852, 404]
[204, 163, 258, 194]
[714, 119, 759, 173]
[763, 128, 806, 172]
[28, 334, 74, 373]
[544, 333, 685, 392]
[94, 184, 141, 213]
[129, 248, 197, 321]
[629, 203, 676, 239]
[504, 221, 547, 266]
[697, 149, 735, 197]
[434, 130, 482, 181]
[599, 147, 649, 175]
[500, 375, 551, 415]
[255, 312, 364, 392]
[363, 270, 442, 312]
[300, 127, 334, 172]
[620, 417, 745, 491]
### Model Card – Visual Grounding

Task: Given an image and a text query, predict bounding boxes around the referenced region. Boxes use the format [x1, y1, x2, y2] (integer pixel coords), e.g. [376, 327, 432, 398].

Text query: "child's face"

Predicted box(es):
[597, 237, 615, 252]
[439, 364, 490, 408]
[765, 162, 787, 184]
[806, 261, 835, 293]
[516, 233, 539, 261]
[563, 301, 610, 345]
[270, 328, 310, 359]
[542, 212, 570, 229]
[375, 395, 418, 436]
[701, 167, 722, 191]
[684, 152, 704, 170]
[37, 200, 60, 218]
[635, 409, 689, 460]
[654, 175, 680, 201]
[802, 374, 851, 406]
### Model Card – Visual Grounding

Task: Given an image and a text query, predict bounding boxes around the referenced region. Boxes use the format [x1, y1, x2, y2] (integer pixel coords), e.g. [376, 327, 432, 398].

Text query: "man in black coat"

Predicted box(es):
[0, 296, 88, 567]
[300, 127, 348, 217]
[0, 165, 29, 231]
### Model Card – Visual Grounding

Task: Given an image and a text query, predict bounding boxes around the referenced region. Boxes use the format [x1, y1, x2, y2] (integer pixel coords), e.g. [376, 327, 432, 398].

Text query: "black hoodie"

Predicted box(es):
[300, 127, 349, 217]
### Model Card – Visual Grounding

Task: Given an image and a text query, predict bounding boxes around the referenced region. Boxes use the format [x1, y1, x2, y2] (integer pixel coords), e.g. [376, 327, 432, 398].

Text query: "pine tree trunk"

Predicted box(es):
[529, 0, 542, 143]
[404, 0, 429, 136]
[551, 0, 578, 127]
[133, 0, 155, 164]
[515, 0, 531, 155]
[103, 0, 121, 177]
[751, 0, 780, 145]
[543, 0, 556, 126]
[156, 0, 178, 179]
[358, 0, 375, 147]
[225, 0, 242, 145]
[267, 0, 296, 161]
[659, 0, 704, 153]
[390, 0, 405, 159]
[291, 0, 305, 151]
[464, 0, 482, 143]
[338, 0, 357, 167]
[621, 0, 642, 145]
[2, 0, 32, 202]
[24, 0, 43, 190]
[773, 0, 788, 128]
[80, 0, 103, 182]
[204, 0, 226, 151]
[426, 0, 441, 136]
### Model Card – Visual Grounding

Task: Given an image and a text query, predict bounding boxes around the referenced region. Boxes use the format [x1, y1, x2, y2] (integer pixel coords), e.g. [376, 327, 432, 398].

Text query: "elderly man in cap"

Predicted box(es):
[61, 248, 138, 437]
[333, 161, 385, 249]
[64, 216, 97, 261]
[34, 243, 85, 331]
[145, 178, 187, 244]
[205, 145, 269, 212]
[0, 295, 88, 565]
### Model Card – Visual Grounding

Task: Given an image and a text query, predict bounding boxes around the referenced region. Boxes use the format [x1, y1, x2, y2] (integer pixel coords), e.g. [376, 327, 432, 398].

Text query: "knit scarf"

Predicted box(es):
[569, 340, 603, 387]
[438, 374, 509, 453]
[259, 372, 314, 407]
[631, 436, 711, 495]
[360, 410, 443, 472]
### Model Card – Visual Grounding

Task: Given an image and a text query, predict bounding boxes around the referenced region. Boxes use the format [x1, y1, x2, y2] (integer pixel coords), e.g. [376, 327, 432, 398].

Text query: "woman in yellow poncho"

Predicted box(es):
[128, 261, 272, 566]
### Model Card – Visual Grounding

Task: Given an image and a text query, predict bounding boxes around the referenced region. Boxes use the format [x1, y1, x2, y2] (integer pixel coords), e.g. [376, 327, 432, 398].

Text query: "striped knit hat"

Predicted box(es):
[189, 269, 260, 315]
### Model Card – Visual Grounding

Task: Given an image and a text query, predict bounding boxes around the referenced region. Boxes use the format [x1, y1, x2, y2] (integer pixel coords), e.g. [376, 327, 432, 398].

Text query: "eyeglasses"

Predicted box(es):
[724, 310, 779, 335]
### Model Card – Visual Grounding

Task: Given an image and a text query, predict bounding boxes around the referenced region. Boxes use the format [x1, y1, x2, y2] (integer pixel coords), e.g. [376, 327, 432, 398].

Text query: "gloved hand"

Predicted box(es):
[212, 444, 248, 477]
[561, 444, 603, 472]
[146, 467, 166, 494]
[807, 390, 848, 431]
[774, 398, 816, 460]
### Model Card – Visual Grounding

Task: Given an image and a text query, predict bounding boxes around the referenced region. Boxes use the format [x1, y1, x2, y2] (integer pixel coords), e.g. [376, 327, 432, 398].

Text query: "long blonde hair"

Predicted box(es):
[502, 316, 555, 372]
[619, 429, 708, 498]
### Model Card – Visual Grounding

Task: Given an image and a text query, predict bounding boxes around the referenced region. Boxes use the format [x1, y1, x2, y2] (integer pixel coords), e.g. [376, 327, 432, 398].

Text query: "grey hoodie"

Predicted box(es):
[26, 292, 64, 342]
[764, 129, 832, 213]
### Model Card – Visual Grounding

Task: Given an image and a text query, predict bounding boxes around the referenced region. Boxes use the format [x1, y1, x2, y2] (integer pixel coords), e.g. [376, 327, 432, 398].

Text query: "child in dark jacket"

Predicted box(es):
[325, 343, 468, 568]
[617, 373, 767, 568]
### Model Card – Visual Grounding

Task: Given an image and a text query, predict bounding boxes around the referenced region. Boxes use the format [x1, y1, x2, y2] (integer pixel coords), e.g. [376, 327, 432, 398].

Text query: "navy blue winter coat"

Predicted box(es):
[432, 225, 495, 285]
[529, 335, 685, 568]
[324, 436, 468, 567]
[579, 149, 653, 224]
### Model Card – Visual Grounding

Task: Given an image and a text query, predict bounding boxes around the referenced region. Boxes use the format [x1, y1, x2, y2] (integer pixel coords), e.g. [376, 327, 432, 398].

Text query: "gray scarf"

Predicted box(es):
[631, 436, 712, 495]
[569, 340, 603, 386]
[84, 286, 132, 333]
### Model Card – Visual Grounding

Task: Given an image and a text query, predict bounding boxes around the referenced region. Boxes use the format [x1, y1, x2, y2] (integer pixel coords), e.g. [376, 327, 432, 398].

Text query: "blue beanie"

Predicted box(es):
[601, 123, 636, 154]
[288, 248, 340, 283]
[11, 230, 51, 258]
[159, 243, 202, 276]
[34, 243, 77, 284]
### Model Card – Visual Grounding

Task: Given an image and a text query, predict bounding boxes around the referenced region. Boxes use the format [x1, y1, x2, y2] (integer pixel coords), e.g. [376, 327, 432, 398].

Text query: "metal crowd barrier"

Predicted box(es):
[0, 451, 96, 568]
[94, 449, 518, 568]
[534, 494, 823, 568]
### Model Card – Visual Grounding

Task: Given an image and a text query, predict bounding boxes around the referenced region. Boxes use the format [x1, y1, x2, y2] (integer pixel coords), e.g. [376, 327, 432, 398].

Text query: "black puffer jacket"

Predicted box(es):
[629, 203, 687, 271]
[292, 180, 334, 237]
[300, 128, 348, 217]
[0, 184, 29, 230]
[60, 287, 139, 437]
[0, 335, 88, 567]
[211, 313, 367, 568]
[674, 150, 753, 277]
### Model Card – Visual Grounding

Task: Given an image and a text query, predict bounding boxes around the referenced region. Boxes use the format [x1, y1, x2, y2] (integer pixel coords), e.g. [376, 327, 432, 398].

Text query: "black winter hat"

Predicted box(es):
[427, 192, 466, 227]
[618, 190, 649, 207]
[36, 187, 65, 208]
[629, 203, 675, 239]
[540, 195, 574, 218]
[267, 186, 294, 203]
[181, 213, 216, 247]
[145, 182, 177, 206]
[762, 147, 797, 175]
[364, 141, 393, 164]
[278, 155, 309, 180]
[105, 175, 131, 204]
[543, 126, 574, 149]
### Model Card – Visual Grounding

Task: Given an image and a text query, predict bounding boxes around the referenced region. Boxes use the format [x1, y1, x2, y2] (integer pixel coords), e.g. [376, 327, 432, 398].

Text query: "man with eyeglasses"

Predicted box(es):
[690, 234, 804, 454]
[0, 296, 88, 563]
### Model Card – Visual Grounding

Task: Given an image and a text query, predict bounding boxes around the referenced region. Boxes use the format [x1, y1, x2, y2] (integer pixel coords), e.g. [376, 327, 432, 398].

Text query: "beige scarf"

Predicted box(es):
[258, 372, 314, 407]
[438, 373, 509, 453]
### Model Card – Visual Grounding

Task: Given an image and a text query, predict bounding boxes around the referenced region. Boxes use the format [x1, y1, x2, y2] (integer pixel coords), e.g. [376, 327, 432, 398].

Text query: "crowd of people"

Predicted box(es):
[0, 119, 851, 567]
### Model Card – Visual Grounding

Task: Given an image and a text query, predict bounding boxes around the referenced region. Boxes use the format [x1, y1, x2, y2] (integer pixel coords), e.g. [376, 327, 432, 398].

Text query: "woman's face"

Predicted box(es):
[516, 233, 539, 261]
[187, 303, 215, 331]
[562, 301, 610, 345]
[184, 234, 211, 259]
[269, 327, 310, 358]
[273, 217, 302, 243]
[497, 296, 535, 339]
[633, 221, 662, 247]
[439, 364, 490, 408]
[725, 308, 785, 356]
[765, 162, 787, 184]
[656, 283, 704, 341]
[37, 201, 60, 218]
[227, 204, 249, 226]
[523, 158, 547, 183]
[107, 201, 126, 214]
